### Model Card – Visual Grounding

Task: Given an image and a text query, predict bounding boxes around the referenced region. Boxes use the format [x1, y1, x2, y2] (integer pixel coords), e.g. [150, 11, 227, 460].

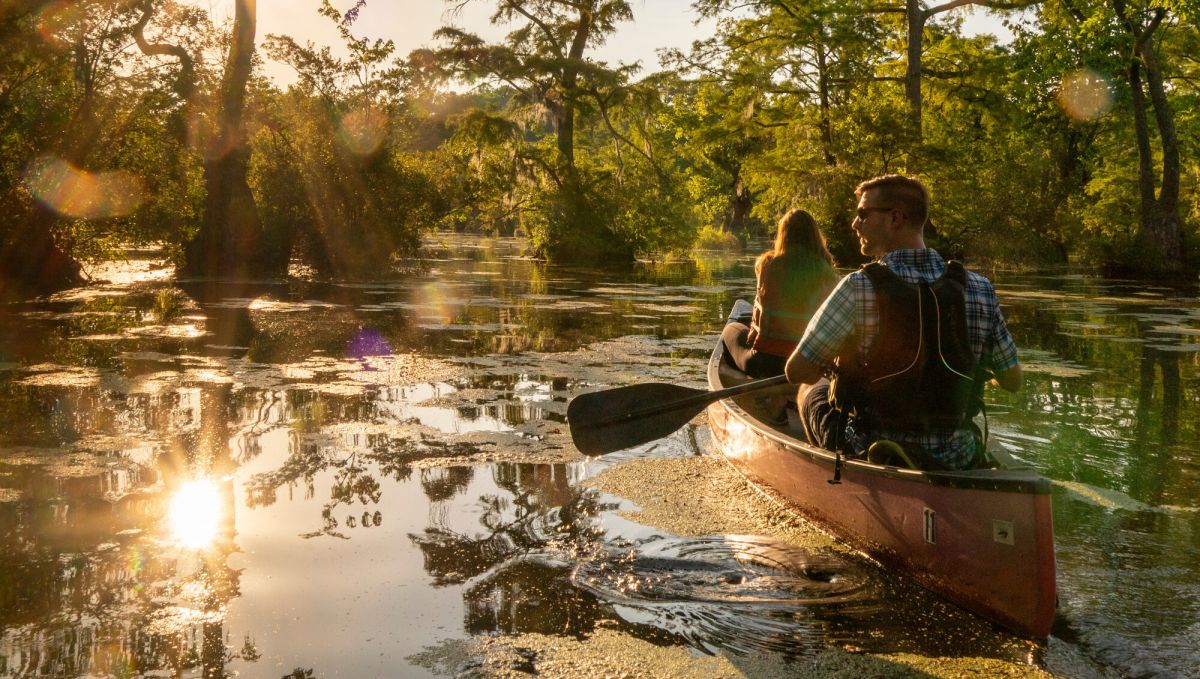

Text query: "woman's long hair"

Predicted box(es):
[756, 209, 836, 273]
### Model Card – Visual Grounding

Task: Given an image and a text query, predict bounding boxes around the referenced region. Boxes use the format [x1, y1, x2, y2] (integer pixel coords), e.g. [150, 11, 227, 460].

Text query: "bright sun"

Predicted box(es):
[169, 479, 222, 549]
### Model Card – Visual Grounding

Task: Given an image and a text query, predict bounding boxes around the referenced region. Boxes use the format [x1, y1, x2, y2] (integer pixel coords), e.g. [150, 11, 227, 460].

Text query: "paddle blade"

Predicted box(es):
[568, 382, 709, 456]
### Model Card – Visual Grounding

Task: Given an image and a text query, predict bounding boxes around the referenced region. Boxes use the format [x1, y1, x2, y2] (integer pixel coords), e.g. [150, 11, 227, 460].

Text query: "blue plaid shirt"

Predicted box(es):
[797, 249, 1019, 468]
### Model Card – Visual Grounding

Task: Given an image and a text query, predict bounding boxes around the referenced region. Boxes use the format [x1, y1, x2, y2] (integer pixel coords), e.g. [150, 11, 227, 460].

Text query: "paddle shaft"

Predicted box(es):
[583, 374, 790, 429]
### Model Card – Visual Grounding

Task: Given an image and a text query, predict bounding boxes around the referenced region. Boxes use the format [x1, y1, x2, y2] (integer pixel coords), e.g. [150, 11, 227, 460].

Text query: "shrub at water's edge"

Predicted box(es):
[692, 226, 743, 253]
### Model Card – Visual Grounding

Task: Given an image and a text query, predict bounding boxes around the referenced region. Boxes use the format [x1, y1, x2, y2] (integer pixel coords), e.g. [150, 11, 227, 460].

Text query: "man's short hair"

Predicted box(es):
[856, 175, 929, 228]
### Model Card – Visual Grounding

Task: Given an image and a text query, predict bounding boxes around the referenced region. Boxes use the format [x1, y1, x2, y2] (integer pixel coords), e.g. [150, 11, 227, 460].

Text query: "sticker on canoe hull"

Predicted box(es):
[993, 519, 1015, 545]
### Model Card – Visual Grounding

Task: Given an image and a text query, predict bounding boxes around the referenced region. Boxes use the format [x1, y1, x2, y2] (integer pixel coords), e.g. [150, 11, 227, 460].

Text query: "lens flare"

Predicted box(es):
[169, 479, 221, 549]
[416, 281, 457, 324]
[35, 1, 80, 48]
[339, 105, 387, 156]
[24, 156, 145, 219]
[346, 328, 393, 358]
[1058, 69, 1113, 121]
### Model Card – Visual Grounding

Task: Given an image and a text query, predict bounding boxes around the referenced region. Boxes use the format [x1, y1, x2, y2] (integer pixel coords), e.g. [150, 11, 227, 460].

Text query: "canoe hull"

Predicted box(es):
[706, 343, 1056, 638]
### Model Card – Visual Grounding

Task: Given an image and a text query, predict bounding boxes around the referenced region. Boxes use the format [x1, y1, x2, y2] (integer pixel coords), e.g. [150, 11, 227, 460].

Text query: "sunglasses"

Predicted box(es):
[855, 206, 896, 220]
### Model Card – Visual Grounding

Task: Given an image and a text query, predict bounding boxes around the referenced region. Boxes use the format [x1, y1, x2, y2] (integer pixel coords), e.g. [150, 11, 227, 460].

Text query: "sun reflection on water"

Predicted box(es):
[169, 479, 222, 549]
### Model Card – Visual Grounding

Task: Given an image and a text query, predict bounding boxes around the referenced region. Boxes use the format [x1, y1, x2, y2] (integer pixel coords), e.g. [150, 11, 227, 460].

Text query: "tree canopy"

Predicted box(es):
[1, 0, 1197, 296]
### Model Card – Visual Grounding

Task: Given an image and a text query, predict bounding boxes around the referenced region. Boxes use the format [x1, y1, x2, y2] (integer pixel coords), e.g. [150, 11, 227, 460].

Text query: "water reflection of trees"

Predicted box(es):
[448, 373, 572, 427]
[409, 461, 680, 642]
[244, 423, 487, 538]
[0, 467, 244, 677]
[1000, 292, 1197, 500]
[0, 376, 257, 678]
[1136, 320, 1182, 446]
[410, 463, 605, 592]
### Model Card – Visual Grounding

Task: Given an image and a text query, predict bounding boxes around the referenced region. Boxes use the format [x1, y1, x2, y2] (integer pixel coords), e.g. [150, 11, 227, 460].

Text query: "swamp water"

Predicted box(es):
[0, 236, 1197, 678]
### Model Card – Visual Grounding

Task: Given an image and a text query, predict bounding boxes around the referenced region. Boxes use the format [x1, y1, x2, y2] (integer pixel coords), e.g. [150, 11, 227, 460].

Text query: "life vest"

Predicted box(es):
[833, 261, 982, 432]
[749, 255, 830, 357]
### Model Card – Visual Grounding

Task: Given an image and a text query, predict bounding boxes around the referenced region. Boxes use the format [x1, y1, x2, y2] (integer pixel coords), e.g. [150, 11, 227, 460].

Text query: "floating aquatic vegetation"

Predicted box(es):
[1018, 349, 1096, 378]
[279, 365, 318, 380]
[0, 447, 128, 478]
[1145, 343, 1200, 353]
[415, 323, 503, 332]
[537, 299, 607, 310]
[181, 368, 237, 385]
[585, 455, 835, 549]
[284, 382, 366, 397]
[127, 323, 207, 339]
[120, 351, 180, 363]
[1055, 480, 1198, 514]
[1148, 324, 1200, 337]
[81, 256, 174, 287]
[17, 366, 101, 387]
[635, 304, 703, 314]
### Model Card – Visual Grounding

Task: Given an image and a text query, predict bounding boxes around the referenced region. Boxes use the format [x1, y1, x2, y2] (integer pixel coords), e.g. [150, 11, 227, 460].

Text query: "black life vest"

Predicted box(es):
[834, 260, 982, 432]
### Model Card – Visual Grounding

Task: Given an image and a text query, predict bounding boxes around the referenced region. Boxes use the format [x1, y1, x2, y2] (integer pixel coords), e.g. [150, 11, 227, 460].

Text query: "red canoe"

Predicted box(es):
[705, 338, 1057, 638]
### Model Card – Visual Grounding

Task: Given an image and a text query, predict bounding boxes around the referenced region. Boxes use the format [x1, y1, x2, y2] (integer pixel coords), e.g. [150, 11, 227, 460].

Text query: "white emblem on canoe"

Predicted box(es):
[993, 519, 1015, 545]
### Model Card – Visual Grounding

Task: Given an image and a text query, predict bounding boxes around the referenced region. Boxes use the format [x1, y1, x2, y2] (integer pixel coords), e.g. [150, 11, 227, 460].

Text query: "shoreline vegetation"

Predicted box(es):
[2, 0, 1198, 299]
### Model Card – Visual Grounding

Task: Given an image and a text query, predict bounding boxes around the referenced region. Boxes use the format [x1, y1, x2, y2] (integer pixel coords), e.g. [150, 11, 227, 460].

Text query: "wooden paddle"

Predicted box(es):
[567, 374, 790, 456]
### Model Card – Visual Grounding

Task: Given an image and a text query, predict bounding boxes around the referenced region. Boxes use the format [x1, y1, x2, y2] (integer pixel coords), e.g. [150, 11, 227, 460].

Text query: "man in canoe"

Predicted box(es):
[783, 174, 1022, 470]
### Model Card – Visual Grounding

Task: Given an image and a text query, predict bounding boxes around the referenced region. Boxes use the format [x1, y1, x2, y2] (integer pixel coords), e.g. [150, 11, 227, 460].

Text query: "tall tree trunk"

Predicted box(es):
[1121, 3, 1185, 276]
[816, 41, 836, 166]
[183, 0, 269, 279]
[900, 1, 1019, 145]
[722, 170, 752, 234]
[556, 5, 592, 171]
[132, 0, 195, 246]
[905, 0, 925, 140]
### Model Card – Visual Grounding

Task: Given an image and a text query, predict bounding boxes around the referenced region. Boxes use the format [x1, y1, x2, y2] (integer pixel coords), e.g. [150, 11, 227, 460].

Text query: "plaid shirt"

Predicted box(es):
[797, 248, 1019, 468]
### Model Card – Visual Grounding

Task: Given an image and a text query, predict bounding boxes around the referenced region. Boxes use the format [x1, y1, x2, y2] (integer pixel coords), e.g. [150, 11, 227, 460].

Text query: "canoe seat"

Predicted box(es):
[867, 440, 918, 469]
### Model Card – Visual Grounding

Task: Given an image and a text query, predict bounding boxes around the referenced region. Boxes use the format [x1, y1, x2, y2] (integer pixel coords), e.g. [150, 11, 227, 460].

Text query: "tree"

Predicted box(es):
[253, 10, 438, 276]
[1112, 0, 1187, 275]
[430, 0, 638, 262]
[674, 0, 897, 257]
[0, 0, 137, 296]
[889, 1, 1041, 141]
[1041, 0, 1193, 275]
[181, 0, 268, 278]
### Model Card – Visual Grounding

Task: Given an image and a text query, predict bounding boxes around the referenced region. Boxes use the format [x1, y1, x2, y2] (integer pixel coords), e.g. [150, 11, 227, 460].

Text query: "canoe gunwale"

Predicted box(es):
[706, 346, 1050, 495]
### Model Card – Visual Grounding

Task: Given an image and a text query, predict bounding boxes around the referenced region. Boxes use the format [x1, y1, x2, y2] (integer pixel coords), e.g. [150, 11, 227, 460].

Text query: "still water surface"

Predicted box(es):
[1, 236, 1197, 677]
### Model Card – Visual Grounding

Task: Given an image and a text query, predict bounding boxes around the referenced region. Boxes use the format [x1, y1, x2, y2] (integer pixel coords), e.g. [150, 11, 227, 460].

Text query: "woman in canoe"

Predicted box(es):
[722, 208, 838, 377]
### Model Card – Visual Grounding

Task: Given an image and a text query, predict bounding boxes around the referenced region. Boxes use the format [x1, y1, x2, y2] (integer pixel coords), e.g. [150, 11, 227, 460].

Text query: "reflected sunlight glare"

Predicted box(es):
[169, 479, 222, 549]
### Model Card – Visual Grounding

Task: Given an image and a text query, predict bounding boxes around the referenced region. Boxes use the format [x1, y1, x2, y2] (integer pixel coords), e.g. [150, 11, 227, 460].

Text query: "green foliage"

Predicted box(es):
[693, 226, 742, 252]
[427, 0, 700, 263]
[3, 0, 1200, 286]
[249, 93, 438, 277]
[252, 3, 447, 277]
[1, 0, 215, 292]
